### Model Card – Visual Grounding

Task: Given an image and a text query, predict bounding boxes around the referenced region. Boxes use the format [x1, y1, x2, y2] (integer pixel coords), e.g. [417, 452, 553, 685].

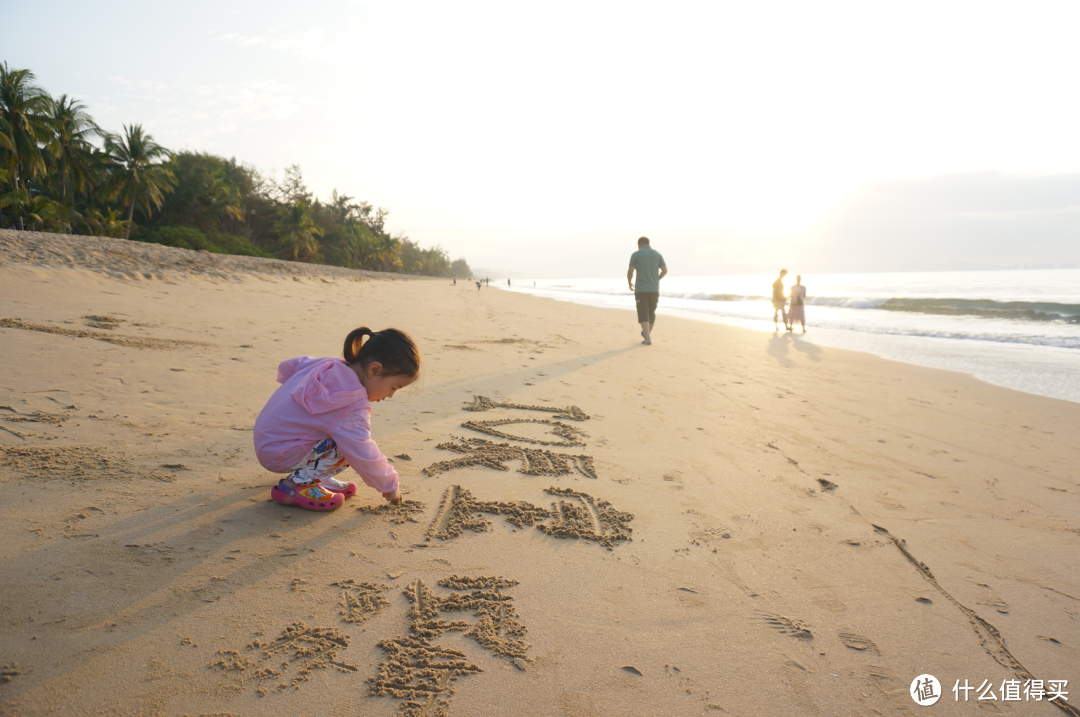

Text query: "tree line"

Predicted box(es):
[0, 62, 472, 278]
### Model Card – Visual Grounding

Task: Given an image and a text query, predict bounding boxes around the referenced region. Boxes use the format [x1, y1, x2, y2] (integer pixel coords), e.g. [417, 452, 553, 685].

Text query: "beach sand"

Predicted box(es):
[1, 229, 1078, 716]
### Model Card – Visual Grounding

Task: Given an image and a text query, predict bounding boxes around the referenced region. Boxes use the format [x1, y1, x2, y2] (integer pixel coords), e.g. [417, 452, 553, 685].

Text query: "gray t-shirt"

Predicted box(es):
[628, 246, 666, 293]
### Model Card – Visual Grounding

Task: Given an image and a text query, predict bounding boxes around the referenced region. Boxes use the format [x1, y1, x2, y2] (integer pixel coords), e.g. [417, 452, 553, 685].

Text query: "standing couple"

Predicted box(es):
[772, 269, 807, 333]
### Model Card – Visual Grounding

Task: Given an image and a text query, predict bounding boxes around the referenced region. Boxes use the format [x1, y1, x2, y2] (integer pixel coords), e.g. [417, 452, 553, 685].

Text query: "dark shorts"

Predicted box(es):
[636, 292, 659, 323]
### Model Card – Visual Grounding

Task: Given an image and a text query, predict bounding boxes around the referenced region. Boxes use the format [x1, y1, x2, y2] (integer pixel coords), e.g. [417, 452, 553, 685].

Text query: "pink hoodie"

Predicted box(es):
[253, 356, 399, 494]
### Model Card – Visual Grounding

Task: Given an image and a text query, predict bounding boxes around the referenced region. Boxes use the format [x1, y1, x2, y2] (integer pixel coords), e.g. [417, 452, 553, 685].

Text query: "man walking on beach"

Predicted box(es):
[627, 236, 667, 345]
[772, 269, 789, 330]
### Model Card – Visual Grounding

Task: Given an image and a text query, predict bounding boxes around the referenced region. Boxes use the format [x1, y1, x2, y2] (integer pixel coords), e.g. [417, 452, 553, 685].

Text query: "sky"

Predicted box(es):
[5, 0, 1080, 277]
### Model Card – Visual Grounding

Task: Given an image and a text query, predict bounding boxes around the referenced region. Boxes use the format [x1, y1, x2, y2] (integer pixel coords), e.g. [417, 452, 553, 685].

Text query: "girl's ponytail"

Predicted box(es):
[343, 327, 421, 377]
[343, 327, 374, 364]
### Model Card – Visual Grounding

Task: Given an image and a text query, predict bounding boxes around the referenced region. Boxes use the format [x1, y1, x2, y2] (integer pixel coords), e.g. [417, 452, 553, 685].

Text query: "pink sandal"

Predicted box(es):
[319, 480, 357, 499]
[271, 480, 344, 511]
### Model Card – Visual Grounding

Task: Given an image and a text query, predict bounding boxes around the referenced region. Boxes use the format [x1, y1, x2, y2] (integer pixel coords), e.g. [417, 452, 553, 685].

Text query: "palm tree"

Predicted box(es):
[0, 63, 55, 228]
[348, 220, 380, 269]
[48, 199, 84, 234]
[7, 193, 59, 231]
[275, 200, 323, 261]
[209, 167, 244, 230]
[334, 219, 381, 270]
[83, 206, 134, 238]
[377, 232, 403, 273]
[48, 94, 102, 202]
[0, 116, 12, 153]
[0, 186, 26, 228]
[420, 246, 450, 276]
[102, 123, 175, 237]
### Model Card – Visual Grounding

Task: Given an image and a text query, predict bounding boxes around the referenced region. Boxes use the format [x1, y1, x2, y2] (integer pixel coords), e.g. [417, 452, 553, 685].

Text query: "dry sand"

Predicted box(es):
[0, 229, 1078, 716]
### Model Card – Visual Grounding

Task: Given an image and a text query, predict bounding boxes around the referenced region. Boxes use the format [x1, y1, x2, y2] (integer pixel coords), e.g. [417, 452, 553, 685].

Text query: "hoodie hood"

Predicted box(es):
[288, 358, 369, 415]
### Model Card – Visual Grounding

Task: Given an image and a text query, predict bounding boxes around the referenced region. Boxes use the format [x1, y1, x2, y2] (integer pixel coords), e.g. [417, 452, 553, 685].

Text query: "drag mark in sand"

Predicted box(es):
[333, 580, 392, 623]
[423, 485, 633, 549]
[1, 445, 112, 479]
[370, 576, 529, 716]
[461, 417, 588, 446]
[463, 395, 590, 421]
[872, 524, 1080, 717]
[0, 406, 71, 426]
[763, 440, 813, 479]
[0, 317, 210, 350]
[0, 444, 181, 482]
[82, 314, 123, 329]
[423, 437, 596, 479]
[210, 622, 356, 695]
[0, 424, 27, 440]
[357, 499, 426, 524]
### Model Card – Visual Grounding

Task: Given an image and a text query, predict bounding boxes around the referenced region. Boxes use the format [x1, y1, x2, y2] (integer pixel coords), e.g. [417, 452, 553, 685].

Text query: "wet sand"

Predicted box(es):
[1, 229, 1078, 716]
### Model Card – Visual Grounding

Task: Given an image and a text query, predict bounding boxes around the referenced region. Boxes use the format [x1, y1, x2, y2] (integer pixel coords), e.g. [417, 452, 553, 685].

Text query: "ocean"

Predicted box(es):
[500, 268, 1080, 404]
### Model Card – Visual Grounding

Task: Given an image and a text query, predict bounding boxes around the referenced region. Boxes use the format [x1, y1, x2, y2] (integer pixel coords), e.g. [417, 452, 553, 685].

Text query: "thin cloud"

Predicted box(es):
[214, 28, 328, 52]
[799, 172, 1080, 272]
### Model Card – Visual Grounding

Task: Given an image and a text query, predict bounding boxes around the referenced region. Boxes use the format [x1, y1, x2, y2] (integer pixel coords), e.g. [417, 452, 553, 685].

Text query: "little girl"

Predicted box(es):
[253, 327, 420, 511]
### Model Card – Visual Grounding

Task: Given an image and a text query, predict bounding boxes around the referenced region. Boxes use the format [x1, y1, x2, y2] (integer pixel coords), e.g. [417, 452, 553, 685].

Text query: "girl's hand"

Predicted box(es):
[382, 488, 401, 504]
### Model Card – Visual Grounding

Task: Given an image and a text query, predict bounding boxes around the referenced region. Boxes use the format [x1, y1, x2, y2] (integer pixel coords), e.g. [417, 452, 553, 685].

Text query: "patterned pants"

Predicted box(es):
[288, 438, 349, 486]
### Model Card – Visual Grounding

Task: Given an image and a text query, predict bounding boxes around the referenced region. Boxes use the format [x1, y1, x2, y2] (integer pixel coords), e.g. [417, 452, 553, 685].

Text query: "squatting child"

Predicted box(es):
[253, 327, 420, 511]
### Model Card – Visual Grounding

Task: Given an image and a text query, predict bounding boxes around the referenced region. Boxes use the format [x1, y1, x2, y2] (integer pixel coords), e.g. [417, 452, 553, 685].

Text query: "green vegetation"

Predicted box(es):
[0, 62, 470, 277]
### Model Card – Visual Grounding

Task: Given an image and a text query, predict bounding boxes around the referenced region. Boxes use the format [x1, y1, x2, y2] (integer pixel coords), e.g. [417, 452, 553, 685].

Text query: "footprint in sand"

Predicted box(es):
[758, 613, 814, 641]
[873, 494, 906, 511]
[663, 470, 684, 489]
[839, 631, 881, 654]
[967, 579, 1010, 614]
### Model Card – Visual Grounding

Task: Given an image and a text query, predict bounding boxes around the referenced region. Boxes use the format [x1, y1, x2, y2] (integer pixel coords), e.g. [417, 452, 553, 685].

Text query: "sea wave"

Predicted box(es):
[666, 301, 1080, 349]
[518, 271, 1080, 402]
[812, 325, 1080, 350]
[686, 293, 1080, 322]
[879, 298, 1080, 323]
[700, 293, 885, 309]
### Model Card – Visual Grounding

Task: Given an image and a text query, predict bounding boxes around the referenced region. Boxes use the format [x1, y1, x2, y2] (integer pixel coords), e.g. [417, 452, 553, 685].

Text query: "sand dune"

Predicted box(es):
[1, 231, 1078, 716]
